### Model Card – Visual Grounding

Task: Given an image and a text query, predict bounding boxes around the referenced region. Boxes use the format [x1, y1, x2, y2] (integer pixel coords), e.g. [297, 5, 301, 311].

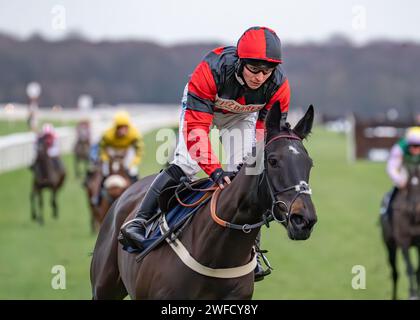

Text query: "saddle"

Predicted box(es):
[123, 179, 215, 255]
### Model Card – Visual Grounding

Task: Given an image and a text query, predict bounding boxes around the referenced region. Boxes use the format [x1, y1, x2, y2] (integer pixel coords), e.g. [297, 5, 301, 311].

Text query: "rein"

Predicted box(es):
[210, 188, 273, 232]
[175, 178, 218, 208]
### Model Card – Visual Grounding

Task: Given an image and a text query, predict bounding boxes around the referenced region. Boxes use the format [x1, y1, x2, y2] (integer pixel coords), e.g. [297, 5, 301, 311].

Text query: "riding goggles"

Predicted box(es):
[244, 64, 276, 75]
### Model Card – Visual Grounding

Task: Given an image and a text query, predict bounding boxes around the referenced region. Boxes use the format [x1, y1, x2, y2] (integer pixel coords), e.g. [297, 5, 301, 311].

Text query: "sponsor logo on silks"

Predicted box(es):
[215, 95, 265, 114]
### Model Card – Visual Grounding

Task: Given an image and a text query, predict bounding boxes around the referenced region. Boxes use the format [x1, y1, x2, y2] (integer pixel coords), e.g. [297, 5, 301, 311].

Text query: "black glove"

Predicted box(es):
[236, 162, 244, 171]
[210, 168, 236, 188]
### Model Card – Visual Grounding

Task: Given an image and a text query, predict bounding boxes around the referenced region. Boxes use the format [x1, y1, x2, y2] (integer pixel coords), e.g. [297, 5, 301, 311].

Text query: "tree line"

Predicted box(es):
[0, 33, 419, 118]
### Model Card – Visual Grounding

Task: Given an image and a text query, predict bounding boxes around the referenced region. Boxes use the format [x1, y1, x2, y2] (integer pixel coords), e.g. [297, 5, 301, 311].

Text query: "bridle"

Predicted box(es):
[210, 133, 312, 232]
[263, 172, 312, 225]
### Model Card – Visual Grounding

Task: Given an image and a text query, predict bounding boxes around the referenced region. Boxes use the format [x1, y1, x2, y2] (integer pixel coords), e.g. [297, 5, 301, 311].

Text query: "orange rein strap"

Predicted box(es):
[175, 179, 218, 208]
[176, 180, 270, 232]
[176, 190, 214, 208]
[174, 180, 227, 226]
[210, 188, 227, 227]
[210, 186, 272, 232]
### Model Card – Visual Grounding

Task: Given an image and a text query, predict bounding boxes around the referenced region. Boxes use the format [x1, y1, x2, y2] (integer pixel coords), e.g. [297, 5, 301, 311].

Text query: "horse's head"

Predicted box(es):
[37, 136, 49, 157]
[264, 103, 317, 240]
[106, 148, 127, 175]
[34, 136, 54, 182]
[405, 163, 420, 190]
[102, 148, 130, 199]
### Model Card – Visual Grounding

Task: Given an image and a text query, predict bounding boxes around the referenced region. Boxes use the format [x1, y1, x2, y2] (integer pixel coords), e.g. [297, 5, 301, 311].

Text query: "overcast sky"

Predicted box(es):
[0, 0, 419, 45]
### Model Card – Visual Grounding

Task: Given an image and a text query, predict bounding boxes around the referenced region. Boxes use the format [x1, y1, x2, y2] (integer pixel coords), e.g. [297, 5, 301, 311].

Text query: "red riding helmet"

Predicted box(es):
[237, 26, 282, 65]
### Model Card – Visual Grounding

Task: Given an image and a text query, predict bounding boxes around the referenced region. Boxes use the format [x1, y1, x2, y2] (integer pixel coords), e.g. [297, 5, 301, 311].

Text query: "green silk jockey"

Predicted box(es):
[382, 127, 420, 217]
[387, 127, 420, 187]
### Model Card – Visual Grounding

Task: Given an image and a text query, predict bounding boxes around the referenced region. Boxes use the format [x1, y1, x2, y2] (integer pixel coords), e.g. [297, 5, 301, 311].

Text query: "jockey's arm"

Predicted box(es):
[387, 144, 407, 188]
[184, 60, 222, 176]
[130, 133, 144, 167]
[99, 135, 110, 162]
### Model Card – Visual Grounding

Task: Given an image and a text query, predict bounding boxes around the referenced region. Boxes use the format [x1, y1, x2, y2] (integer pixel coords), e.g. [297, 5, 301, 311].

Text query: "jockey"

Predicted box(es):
[119, 26, 291, 281]
[99, 110, 144, 183]
[76, 119, 91, 143]
[35, 123, 64, 172]
[382, 126, 420, 217]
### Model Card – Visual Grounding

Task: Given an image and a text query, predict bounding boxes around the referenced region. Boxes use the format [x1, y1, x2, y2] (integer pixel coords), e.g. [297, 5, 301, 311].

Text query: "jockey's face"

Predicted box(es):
[116, 125, 128, 138]
[409, 145, 420, 156]
[242, 64, 275, 90]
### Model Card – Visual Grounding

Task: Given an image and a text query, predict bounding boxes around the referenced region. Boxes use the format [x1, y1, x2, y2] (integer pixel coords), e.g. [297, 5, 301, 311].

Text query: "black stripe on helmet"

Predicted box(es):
[264, 28, 282, 62]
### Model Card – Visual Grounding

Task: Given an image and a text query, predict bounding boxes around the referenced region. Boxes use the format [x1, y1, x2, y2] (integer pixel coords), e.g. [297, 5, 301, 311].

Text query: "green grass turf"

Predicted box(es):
[0, 127, 414, 299]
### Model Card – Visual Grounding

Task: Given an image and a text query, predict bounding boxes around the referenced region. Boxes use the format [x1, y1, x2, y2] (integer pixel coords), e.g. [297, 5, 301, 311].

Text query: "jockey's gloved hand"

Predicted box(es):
[210, 168, 236, 189]
[236, 162, 244, 171]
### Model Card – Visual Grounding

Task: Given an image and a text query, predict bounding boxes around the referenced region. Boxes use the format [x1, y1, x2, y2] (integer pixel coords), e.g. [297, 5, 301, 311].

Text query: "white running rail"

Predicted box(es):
[0, 105, 180, 173]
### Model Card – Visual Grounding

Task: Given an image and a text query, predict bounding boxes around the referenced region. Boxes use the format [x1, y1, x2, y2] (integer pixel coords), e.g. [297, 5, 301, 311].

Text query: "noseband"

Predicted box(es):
[210, 133, 312, 232]
[265, 175, 312, 224]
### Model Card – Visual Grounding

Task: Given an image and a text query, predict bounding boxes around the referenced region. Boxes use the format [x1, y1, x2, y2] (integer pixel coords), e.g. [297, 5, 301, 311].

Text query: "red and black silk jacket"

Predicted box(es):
[184, 46, 291, 176]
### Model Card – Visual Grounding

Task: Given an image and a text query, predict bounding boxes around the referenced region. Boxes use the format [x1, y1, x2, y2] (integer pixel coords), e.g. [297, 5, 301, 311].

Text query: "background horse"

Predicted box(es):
[90, 104, 317, 299]
[30, 137, 66, 225]
[85, 149, 132, 233]
[74, 137, 90, 178]
[381, 162, 420, 299]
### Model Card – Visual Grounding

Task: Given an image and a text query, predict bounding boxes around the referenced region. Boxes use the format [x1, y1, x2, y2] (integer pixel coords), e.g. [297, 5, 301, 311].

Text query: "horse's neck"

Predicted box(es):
[219, 165, 271, 224]
[36, 153, 57, 183]
[226, 142, 271, 222]
[186, 164, 270, 268]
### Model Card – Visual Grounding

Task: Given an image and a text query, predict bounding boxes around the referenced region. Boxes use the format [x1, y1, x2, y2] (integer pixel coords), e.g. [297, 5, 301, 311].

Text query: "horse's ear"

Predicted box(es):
[265, 101, 282, 141]
[293, 105, 314, 140]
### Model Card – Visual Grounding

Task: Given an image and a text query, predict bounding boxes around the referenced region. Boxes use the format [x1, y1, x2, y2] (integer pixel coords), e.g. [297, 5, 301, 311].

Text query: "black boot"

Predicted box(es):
[254, 231, 271, 282]
[380, 187, 398, 222]
[118, 164, 185, 250]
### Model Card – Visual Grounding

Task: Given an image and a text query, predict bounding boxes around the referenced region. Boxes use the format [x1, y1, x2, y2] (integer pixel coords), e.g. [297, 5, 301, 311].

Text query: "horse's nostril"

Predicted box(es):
[291, 214, 305, 227]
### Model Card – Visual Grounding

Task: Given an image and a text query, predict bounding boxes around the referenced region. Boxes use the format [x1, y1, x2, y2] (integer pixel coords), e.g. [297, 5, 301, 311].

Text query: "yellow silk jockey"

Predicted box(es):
[99, 111, 144, 182]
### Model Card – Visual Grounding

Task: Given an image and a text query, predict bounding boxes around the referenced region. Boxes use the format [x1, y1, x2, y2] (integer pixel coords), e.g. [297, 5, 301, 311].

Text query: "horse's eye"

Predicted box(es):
[268, 158, 278, 166]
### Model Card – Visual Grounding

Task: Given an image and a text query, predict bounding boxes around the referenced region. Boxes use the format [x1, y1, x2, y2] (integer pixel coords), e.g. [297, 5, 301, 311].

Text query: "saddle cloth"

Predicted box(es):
[123, 179, 214, 254]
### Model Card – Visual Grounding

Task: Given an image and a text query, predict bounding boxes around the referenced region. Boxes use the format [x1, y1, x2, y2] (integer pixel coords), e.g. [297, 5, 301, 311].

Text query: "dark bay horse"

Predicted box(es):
[381, 162, 420, 299]
[30, 137, 66, 225]
[74, 138, 90, 178]
[74, 120, 91, 178]
[90, 105, 317, 299]
[85, 149, 132, 232]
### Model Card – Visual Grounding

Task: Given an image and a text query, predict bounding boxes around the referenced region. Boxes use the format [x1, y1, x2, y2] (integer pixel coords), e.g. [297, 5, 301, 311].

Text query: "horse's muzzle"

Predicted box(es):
[287, 212, 317, 240]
